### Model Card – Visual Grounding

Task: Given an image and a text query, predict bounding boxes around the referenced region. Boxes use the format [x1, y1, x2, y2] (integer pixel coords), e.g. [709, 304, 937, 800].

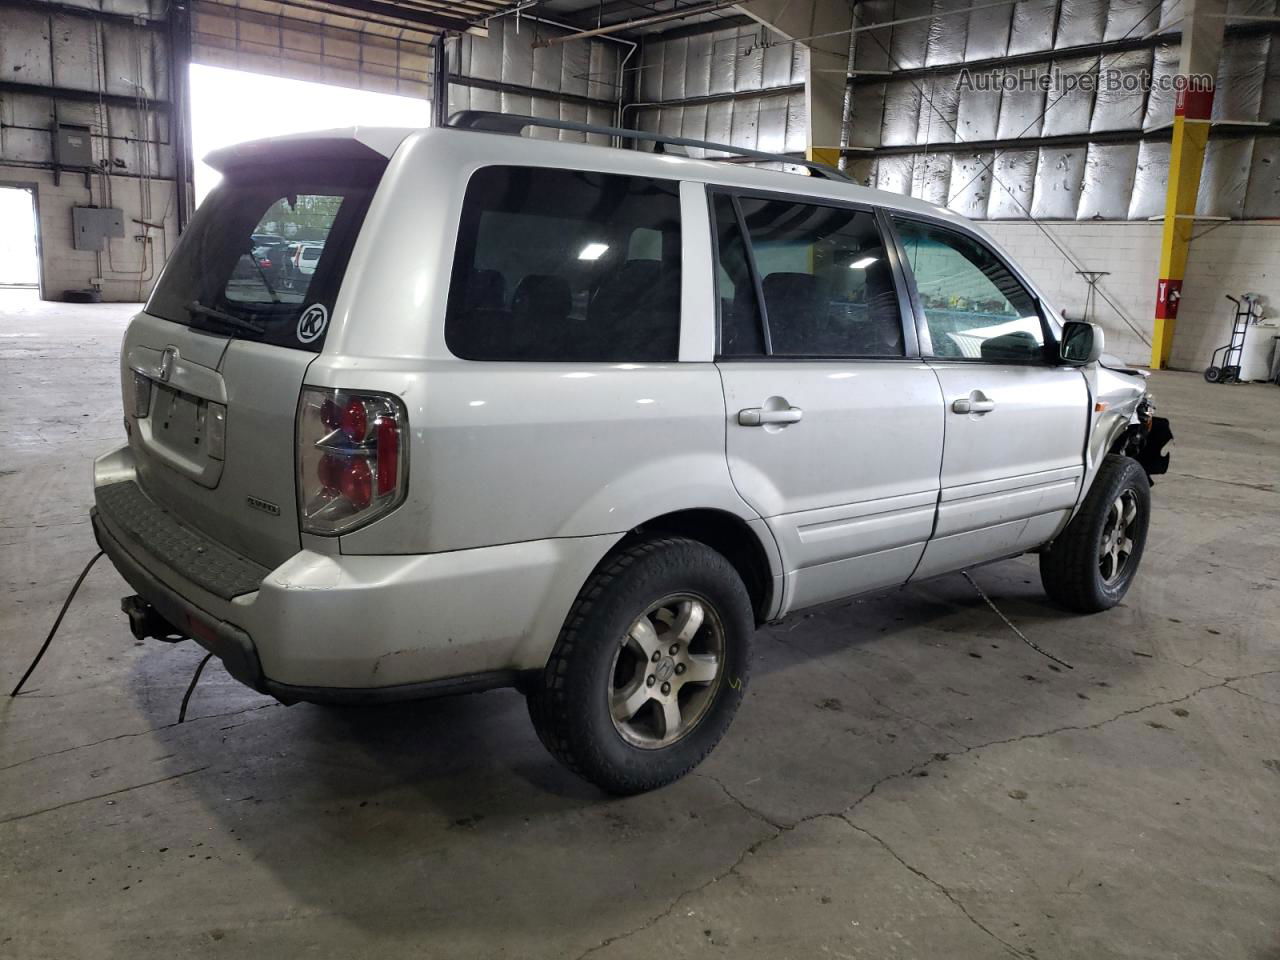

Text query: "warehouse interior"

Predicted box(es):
[2, 0, 1279, 956]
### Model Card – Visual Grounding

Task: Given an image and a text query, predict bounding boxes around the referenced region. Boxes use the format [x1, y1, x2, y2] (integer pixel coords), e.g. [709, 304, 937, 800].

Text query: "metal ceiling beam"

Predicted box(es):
[283, 0, 477, 33]
[530, 0, 742, 45]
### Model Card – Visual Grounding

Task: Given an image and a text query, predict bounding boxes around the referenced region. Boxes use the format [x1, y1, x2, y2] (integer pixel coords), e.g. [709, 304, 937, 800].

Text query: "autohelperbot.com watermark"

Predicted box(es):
[956, 66, 1213, 95]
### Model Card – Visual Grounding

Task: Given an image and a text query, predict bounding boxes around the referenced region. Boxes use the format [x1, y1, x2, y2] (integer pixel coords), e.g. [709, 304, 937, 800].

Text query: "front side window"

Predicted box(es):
[894, 219, 1046, 362]
[721, 196, 904, 358]
[446, 167, 682, 362]
[147, 158, 383, 352]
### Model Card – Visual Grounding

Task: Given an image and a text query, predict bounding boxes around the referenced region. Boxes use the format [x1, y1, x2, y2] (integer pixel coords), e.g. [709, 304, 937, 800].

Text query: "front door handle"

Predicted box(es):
[738, 405, 804, 427]
[951, 391, 995, 415]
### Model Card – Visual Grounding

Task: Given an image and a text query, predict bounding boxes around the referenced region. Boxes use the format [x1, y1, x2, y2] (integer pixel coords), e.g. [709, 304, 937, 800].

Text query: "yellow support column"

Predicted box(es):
[1150, 0, 1226, 369]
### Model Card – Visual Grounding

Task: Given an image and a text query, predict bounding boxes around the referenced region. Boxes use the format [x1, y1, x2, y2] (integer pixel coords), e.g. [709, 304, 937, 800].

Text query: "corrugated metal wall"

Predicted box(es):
[634, 1, 1280, 220]
[0, 1, 172, 178]
[630, 22, 810, 159]
[448, 18, 624, 144]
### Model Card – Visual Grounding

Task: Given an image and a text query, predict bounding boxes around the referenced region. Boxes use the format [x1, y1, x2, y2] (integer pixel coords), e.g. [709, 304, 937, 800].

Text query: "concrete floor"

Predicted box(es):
[2, 291, 1278, 959]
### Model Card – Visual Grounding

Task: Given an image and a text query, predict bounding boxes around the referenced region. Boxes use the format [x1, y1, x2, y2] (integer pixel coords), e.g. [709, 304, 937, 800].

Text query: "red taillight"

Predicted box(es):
[340, 399, 368, 442]
[320, 398, 341, 431]
[297, 388, 407, 535]
[339, 458, 373, 510]
[317, 452, 344, 493]
[259, 258, 272, 268]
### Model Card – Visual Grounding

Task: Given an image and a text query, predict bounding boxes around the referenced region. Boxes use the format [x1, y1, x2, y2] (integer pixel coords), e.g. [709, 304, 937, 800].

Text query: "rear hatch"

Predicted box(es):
[123, 140, 388, 569]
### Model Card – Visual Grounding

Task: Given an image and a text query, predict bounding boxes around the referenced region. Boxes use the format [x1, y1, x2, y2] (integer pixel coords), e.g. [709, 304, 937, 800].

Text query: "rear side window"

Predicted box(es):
[146, 158, 384, 352]
[733, 197, 904, 358]
[446, 166, 682, 362]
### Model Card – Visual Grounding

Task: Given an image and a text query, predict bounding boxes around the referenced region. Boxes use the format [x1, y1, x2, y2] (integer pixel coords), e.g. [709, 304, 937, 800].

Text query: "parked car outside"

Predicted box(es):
[92, 120, 1171, 794]
[292, 242, 324, 277]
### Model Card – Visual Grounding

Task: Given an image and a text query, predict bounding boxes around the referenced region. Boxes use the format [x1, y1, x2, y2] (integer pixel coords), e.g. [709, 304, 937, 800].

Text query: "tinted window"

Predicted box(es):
[712, 194, 766, 357]
[146, 158, 383, 352]
[894, 219, 1046, 362]
[733, 197, 903, 358]
[446, 167, 682, 362]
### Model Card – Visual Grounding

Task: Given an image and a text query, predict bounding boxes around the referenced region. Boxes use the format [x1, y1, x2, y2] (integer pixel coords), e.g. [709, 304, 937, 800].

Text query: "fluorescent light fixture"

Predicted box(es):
[577, 242, 609, 261]
[849, 256, 878, 269]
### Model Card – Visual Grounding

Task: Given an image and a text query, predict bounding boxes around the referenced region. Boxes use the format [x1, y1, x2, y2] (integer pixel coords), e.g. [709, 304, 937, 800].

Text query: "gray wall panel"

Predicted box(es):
[988, 148, 1039, 217]
[1032, 146, 1088, 218]
[1078, 142, 1139, 218]
[948, 151, 994, 216]
[1128, 140, 1171, 219]
[1197, 137, 1253, 218]
[1008, 0, 1059, 55]
[1244, 137, 1280, 217]
[1055, 0, 1108, 48]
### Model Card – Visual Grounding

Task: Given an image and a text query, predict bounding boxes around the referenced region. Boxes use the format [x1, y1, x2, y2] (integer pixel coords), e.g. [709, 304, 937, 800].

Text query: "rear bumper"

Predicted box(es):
[92, 446, 615, 700]
[93, 507, 267, 692]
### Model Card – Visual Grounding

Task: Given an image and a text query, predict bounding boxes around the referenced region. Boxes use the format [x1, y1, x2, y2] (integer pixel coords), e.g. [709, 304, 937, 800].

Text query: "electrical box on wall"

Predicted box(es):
[54, 124, 94, 169]
[72, 206, 125, 251]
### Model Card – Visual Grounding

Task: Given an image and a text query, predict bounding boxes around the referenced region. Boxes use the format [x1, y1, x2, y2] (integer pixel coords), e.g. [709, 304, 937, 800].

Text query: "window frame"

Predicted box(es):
[886, 213, 1059, 366]
[707, 186, 920, 362]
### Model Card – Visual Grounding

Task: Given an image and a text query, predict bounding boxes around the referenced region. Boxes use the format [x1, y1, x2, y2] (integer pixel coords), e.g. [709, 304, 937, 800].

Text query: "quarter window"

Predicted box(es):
[894, 219, 1046, 362]
[446, 166, 682, 362]
[717, 196, 904, 358]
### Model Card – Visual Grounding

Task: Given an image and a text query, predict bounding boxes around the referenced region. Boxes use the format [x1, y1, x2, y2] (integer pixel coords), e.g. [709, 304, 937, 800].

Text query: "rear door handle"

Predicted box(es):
[738, 406, 804, 426]
[951, 391, 995, 415]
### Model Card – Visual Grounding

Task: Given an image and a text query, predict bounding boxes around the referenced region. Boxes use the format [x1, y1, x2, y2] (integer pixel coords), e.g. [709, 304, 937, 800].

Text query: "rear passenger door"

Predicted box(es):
[889, 217, 1090, 580]
[713, 191, 946, 614]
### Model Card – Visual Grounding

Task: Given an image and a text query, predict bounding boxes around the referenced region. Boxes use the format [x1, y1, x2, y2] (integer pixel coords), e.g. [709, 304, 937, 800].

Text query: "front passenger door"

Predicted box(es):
[891, 217, 1090, 580]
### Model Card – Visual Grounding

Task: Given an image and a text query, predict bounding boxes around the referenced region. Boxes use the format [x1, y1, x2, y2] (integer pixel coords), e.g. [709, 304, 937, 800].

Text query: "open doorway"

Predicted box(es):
[0, 184, 41, 303]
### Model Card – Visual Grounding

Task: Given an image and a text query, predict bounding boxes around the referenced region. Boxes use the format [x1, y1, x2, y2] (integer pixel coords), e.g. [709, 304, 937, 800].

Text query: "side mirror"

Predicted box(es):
[1060, 320, 1104, 365]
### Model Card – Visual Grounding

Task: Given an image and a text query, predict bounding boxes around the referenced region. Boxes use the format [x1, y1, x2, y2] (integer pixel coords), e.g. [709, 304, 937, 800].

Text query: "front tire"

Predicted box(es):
[1039, 454, 1151, 613]
[528, 537, 753, 795]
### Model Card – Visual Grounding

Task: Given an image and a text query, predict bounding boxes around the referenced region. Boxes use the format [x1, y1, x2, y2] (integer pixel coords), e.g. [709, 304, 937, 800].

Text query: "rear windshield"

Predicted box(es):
[146, 157, 384, 352]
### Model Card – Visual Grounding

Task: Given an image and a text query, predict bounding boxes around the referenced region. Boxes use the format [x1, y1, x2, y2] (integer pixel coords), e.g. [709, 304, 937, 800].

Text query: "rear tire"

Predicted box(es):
[527, 537, 753, 795]
[1039, 454, 1151, 613]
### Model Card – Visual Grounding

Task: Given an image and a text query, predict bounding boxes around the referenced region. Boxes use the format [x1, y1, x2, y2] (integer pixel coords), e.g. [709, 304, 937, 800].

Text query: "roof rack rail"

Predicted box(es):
[447, 111, 850, 182]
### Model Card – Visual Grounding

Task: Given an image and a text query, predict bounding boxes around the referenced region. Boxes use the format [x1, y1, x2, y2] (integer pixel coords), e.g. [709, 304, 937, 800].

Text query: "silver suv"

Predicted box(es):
[93, 116, 1171, 794]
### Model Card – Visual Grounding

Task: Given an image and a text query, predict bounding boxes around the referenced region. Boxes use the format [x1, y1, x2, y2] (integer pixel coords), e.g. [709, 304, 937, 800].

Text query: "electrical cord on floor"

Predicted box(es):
[9, 551, 104, 697]
[177, 652, 214, 724]
[961, 570, 1074, 671]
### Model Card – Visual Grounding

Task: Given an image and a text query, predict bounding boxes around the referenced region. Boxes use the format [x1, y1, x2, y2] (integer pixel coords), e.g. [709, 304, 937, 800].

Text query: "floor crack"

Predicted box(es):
[841, 816, 1030, 958]
[0, 765, 210, 824]
[0, 702, 280, 773]
[568, 667, 1280, 957]
[695, 772, 787, 830]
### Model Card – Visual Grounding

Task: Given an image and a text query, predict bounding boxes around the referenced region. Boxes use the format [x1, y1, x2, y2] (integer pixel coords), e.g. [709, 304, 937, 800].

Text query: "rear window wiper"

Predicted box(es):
[187, 300, 266, 335]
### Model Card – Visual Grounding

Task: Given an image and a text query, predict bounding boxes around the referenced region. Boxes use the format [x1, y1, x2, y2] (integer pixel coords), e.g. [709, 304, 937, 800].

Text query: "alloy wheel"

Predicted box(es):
[608, 594, 725, 749]
[1099, 489, 1140, 585]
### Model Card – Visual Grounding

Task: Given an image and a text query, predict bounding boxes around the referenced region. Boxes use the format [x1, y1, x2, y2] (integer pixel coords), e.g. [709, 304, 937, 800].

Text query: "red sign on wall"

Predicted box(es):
[1155, 278, 1183, 319]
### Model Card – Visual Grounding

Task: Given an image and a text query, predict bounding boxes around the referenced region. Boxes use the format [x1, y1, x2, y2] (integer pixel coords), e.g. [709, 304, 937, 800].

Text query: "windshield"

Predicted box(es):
[146, 157, 384, 351]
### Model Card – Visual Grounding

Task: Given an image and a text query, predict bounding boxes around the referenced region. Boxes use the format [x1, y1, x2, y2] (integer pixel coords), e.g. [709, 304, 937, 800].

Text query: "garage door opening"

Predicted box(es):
[0, 185, 41, 303]
[190, 64, 432, 205]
